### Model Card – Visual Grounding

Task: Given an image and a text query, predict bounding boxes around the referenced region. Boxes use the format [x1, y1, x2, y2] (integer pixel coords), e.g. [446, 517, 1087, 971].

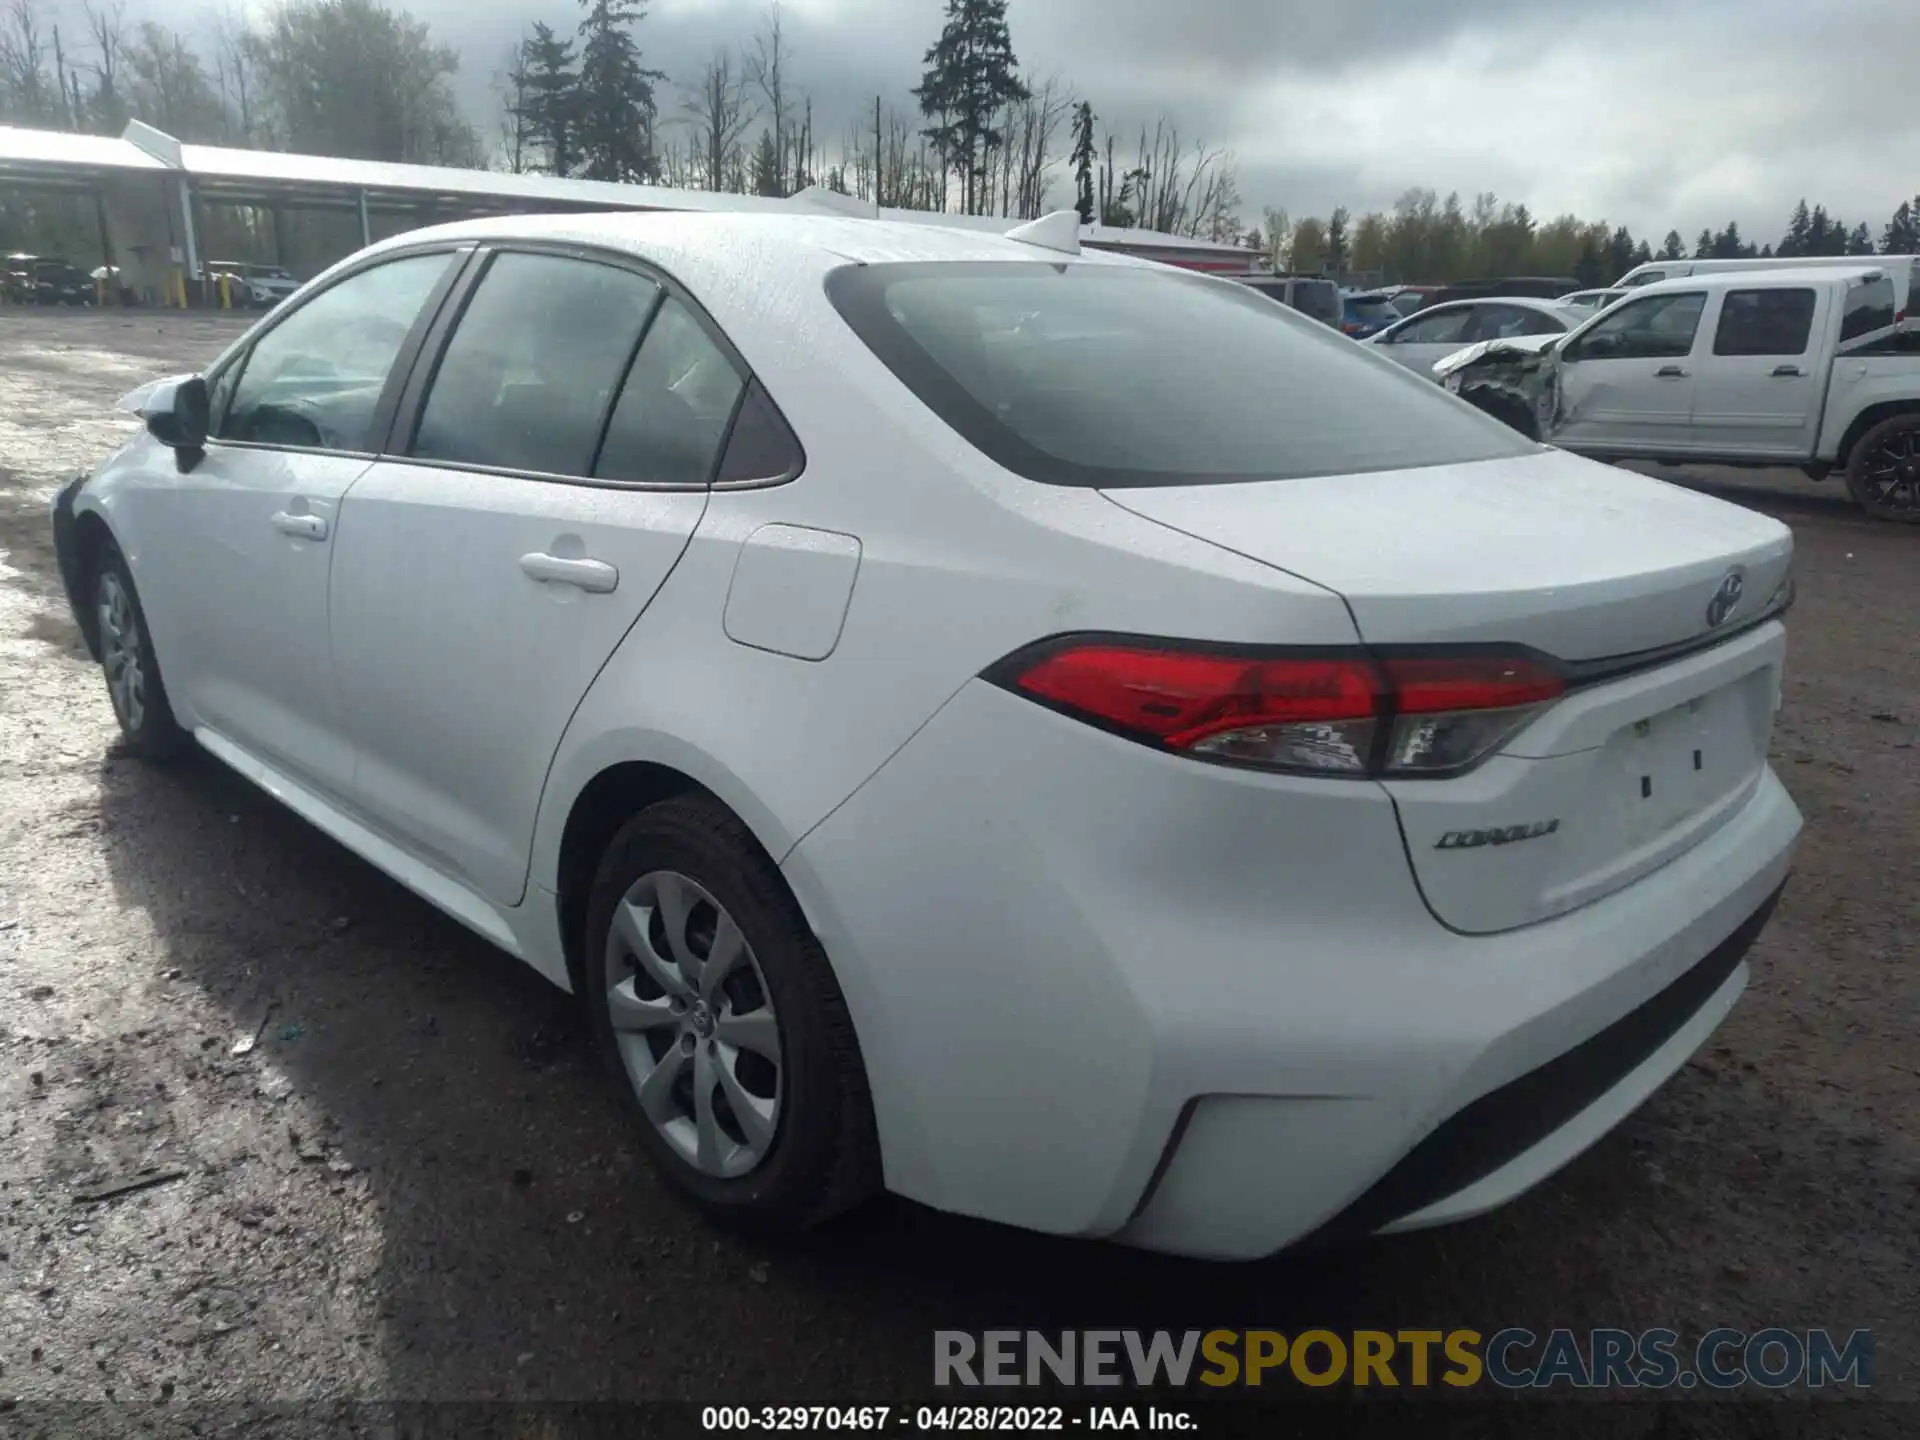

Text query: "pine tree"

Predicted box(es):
[1847, 222, 1875, 256]
[749, 128, 781, 197]
[517, 23, 579, 177]
[1574, 236, 1603, 287]
[1781, 199, 1812, 257]
[913, 0, 1028, 214]
[1883, 200, 1918, 255]
[1807, 205, 1832, 256]
[1606, 225, 1634, 282]
[1694, 228, 1714, 259]
[1634, 239, 1654, 265]
[1069, 100, 1095, 224]
[1660, 230, 1686, 261]
[1326, 206, 1350, 275]
[576, 0, 667, 183]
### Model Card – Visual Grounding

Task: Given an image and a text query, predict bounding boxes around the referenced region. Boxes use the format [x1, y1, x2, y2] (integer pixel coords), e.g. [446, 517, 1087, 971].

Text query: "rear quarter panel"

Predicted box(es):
[1816, 353, 1920, 459]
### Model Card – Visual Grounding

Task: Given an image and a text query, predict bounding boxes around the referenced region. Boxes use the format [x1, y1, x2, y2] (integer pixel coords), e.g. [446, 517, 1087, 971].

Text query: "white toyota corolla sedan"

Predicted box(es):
[51, 211, 1801, 1259]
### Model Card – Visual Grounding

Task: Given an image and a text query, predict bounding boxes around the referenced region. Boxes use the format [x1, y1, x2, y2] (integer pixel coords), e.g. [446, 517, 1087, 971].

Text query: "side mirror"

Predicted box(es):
[144, 375, 210, 453]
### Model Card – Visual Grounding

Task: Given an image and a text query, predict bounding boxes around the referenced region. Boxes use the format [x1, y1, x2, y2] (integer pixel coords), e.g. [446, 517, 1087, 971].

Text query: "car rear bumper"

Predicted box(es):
[781, 678, 1801, 1257]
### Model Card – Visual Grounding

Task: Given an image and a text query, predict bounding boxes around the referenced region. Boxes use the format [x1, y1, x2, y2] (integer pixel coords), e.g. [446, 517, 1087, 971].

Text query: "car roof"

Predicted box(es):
[364, 209, 1155, 277]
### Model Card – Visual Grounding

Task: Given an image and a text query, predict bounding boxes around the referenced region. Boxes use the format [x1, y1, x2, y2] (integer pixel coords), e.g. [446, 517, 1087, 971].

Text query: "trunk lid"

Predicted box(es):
[1101, 448, 1792, 660]
[1102, 449, 1794, 932]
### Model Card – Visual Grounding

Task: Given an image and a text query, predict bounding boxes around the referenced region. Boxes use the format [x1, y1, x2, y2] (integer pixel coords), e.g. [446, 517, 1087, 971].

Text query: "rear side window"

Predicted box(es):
[594, 296, 745, 485]
[1839, 276, 1896, 345]
[1713, 289, 1816, 356]
[413, 251, 661, 477]
[826, 262, 1535, 488]
[220, 251, 453, 451]
[1389, 306, 1474, 344]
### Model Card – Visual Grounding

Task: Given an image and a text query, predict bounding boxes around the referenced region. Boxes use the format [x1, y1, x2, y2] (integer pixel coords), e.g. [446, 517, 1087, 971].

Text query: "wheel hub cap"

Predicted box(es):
[601, 870, 782, 1179]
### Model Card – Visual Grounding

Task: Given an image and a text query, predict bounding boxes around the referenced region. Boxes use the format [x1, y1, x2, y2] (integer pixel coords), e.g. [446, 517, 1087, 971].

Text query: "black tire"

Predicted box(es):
[582, 794, 880, 1231]
[1843, 414, 1920, 524]
[93, 542, 190, 760]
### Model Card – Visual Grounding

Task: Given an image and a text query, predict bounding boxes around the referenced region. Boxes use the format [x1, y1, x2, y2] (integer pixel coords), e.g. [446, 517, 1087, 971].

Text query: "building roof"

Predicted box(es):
[0, 119, 1255, 263]
[0, 125, 169, 190]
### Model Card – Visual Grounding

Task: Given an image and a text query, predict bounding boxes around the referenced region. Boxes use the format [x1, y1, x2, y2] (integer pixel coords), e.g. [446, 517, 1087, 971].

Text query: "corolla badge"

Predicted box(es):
[1706, 567, 1746, 629]
[1435, 819, 1560, 850]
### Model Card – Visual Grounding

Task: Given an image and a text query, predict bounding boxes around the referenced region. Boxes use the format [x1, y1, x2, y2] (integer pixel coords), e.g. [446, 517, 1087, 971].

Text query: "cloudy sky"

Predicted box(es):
[213, 0, 1920, 242]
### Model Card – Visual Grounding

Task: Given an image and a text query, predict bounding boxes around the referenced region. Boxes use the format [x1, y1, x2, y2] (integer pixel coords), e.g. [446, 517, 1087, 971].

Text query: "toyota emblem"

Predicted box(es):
[1706, 567, 1746, 629]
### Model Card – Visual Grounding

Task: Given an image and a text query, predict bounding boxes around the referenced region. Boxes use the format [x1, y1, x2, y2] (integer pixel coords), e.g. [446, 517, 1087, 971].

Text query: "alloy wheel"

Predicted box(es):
[97, 569, 146, 731]
[603, 869, 783, 1179]
[1859, 431, 1920, 516]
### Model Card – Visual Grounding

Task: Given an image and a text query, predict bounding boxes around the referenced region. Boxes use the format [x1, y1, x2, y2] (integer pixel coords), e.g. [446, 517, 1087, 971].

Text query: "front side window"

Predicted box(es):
[1713, 289, 1816, 357]
[219, 251, 453, 451]
[1838, 276, 1896, 346]
[1390, 305, 1475, 345]
[827, 262, 1535, 488]
[413, 251, 663, 477]
[1567, 291, 1706, 361]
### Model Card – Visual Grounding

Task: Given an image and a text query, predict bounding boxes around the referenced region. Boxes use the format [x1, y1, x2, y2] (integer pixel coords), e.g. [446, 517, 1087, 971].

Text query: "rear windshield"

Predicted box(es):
[825, 262, 1536, 488]
[1346, 295, 1399, 316]
[1289, 281, 1341, 325]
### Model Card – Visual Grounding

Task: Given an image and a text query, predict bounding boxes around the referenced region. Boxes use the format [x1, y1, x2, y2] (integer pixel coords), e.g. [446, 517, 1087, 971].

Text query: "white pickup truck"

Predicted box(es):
[1434, 262, 1920, 522]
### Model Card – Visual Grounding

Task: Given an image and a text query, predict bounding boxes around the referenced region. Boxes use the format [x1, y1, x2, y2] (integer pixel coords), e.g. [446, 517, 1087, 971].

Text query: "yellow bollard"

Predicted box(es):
[219, 272, 230, 310]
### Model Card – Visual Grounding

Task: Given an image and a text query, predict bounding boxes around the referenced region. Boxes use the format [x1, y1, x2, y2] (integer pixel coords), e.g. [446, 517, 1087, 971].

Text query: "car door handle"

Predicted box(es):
[1771, 364, 1805, 377]
[270, 511, 327, 540]
[1655, 365, 1690, 379]
[519, 552, 619, 594]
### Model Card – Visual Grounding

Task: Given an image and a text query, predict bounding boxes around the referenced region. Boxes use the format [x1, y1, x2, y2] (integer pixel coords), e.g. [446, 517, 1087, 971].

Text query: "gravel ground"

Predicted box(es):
[0, 312, 1914, 1432]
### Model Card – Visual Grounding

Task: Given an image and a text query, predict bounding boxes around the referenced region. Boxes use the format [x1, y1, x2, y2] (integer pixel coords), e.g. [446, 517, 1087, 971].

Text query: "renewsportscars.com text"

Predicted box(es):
[934, 1328, 1873, 1391]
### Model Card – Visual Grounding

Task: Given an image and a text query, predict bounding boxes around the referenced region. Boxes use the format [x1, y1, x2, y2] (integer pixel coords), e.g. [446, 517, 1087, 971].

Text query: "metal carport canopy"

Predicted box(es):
[0, 125, 171, 192]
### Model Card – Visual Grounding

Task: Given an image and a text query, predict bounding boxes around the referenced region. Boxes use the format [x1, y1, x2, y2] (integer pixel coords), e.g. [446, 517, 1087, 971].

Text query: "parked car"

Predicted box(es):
[3, 251, 36, 301]
[1425, 276, 1582, 304]
[1436, 263, 1920, 521]
[1560, 288, 1628, 312]
[53, 212, 1801, 1257]
[1340, 289, 1402, 338]
[204, 260, 302, 308]
[1231, 272, 1343, 329]
[1386, 285, 1441, 317]
[1367, 297, 1582, 377]
[30, 259, 94, 305]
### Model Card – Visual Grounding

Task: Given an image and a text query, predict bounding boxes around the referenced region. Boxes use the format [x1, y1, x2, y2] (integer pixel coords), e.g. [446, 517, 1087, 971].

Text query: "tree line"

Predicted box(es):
[1271, 189, 1920, 289]
[4, 0, 1917, 280]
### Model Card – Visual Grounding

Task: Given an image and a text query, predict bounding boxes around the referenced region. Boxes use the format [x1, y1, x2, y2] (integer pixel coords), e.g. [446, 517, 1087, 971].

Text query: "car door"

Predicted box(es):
[1689, 286, 1826, 458]
[1550, 289, 1709, 453]
[1372, 303, 1478, 376]
[327, 247, 748, 907]
[142, 247, 463, 798]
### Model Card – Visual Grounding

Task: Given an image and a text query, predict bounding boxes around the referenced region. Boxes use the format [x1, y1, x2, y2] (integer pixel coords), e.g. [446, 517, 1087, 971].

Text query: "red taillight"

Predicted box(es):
[990, 639, 1565, 778]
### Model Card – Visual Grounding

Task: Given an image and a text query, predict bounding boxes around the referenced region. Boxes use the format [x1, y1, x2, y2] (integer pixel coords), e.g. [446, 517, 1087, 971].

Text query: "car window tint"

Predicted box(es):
[1713, 289, 1816, 356]
[714, 379, 803, 484]
[219, 252, 452, 451]
[594, 297, 745, 485]
[1391, 306, 1475, 344]
[1467, 304, 1546, 341]
[1838, 276, 1896, 345]
[414, 251, 660, 477]
[1570, 291, 1705, 361]
[828, 261, 1534, 489]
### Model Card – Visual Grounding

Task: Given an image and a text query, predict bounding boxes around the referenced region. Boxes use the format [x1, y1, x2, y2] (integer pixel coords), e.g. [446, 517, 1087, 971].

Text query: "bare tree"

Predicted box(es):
[681, 47, 752, 192]
[1001, 76, 1070, 218]
[0, 0, 51, 122]
[746, 2, 790, 195]
[210, 5, 254, 144]
[80, 0, 124, 132]
[656, 132, 697, 189]
[493, 37, 528, 172]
